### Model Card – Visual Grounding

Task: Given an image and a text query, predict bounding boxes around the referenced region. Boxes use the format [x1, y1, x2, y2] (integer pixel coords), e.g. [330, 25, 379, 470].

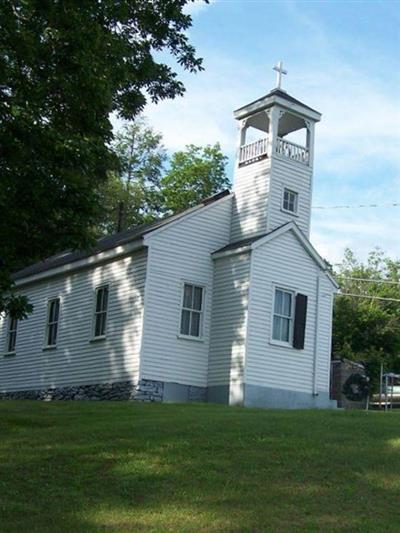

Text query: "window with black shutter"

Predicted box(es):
[272, 288, 294, 343]
[293, 293, 308, 349]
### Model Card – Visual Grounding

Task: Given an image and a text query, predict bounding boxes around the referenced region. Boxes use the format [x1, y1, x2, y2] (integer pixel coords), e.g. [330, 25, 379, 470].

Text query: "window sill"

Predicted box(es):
[42, 345, 57, 351]
[177, 334, 205, 343]
[3, 351, 16, 357]
[90, 336, 106, 343]
[269, 339, 293, 349]
[280, 208, 299, 217]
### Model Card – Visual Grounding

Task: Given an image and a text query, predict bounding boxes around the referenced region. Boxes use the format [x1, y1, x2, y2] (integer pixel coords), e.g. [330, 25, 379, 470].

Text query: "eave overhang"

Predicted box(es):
[212, 222, 338, 290]
[234, 90, 321, 123]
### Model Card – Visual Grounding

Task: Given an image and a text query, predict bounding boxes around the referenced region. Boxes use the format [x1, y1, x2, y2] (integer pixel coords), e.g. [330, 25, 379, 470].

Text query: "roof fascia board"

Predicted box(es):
[15, 239, 145, 288]
[251, 222, 295, 249]
[274, 96, 321, 121]
[234, 96, 321, 122]
[143, 192, 232, 243]
[251, 222, 320, 262]
[325, 272, 340, 290]
[251, 223, 339, 289]
[14, 193, 232, 287]
[212, 244, 252, 260]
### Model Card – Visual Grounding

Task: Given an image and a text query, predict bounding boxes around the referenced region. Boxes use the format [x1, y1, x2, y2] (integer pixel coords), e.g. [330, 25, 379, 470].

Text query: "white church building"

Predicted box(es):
[0, 69, 338, 408]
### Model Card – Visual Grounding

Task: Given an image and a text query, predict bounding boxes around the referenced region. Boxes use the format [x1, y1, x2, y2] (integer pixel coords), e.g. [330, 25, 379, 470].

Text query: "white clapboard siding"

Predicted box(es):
[230, 158, 271, 242]
[245, 230, 334, 394]
[316, 276, 335, 392]
[267, 157, 312, 236]
[140, 197, 232, 387]
[208, 253, 250, 390]
[0, 249, 147, 392]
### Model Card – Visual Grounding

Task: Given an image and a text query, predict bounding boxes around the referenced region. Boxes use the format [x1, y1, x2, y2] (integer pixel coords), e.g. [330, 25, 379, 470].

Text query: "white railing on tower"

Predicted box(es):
[276, 137, 309, 165]
[239, 137, 268, 165]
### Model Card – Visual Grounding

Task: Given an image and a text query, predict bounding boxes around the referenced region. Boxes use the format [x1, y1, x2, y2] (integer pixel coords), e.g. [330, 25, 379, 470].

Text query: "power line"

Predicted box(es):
[337, 292, 400, 303]
[341, 277, 400, 286]
[312, 202, 400, 210]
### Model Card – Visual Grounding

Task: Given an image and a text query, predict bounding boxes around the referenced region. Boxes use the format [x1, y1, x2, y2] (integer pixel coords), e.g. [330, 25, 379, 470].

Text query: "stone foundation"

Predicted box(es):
[188, 385, 207, 402]
[0, 379, 164, 402]
[0, 379, 208, 403]
[0, 379, 335, 408]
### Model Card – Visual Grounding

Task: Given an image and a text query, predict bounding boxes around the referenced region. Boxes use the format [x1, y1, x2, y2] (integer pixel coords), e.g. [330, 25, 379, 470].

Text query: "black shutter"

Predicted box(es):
[293, 293, 308, 350]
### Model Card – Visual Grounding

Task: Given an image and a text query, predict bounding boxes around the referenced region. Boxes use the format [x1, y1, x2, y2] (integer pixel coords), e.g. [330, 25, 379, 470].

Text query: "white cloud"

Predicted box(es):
[111, 2, 400, 263]
[309, 72, 400, 176]
[311, 207, 400, 265]
[140, 55, 400, 174]
[142, 54, 254, 155]
[128, 56, 400, 262]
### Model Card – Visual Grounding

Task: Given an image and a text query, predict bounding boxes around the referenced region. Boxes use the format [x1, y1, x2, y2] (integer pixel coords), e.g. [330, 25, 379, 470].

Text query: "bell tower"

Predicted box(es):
[230, 62, 321, 243]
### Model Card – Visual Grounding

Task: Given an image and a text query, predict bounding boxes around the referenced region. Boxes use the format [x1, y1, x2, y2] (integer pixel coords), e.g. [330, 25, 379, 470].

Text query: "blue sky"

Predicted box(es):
[130, 0, 400, 265]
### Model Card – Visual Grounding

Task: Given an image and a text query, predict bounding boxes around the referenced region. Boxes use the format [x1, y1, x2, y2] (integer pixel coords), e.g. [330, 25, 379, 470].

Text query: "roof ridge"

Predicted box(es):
[13, 189, 231, 281]
[234, 88, 319, 115]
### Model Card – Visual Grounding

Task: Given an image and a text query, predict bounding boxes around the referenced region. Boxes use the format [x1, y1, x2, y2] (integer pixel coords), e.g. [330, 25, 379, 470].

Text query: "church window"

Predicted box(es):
[93, 286, 109, 338]
[45, 298, 60, 347]
[283, 188, 298, 214]
[272, 288, 293, 343]
[179, 283, 204, 338]
[6, 317, 17, 353]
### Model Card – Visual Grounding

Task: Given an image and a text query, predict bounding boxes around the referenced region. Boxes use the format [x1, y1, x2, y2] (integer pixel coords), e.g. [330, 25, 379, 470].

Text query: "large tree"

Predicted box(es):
[98, 119, 167, 234]
[98, 139, 231, 234]
[160, 143, 230, 213]
[0, 0, 204, 317]
[333, 248, 400, 383]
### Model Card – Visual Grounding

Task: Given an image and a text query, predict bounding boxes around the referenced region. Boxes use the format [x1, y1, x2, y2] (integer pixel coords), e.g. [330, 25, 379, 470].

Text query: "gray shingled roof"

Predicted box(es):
[234, 88, 319, 115]
[14, 189, 231, 281]
[213, 221, 294, 255]
[212, 233, 269, 254]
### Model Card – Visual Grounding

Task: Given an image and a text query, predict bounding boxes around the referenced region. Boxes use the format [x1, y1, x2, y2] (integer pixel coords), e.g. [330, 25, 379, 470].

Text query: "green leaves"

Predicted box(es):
[161, 143, 230, 214]
[0, 263, 33, 320]
[0, 0, 204, 317]
[96, 124, 230, 235]
[333, 248, 400, 371]
[97, 118, 167, 234]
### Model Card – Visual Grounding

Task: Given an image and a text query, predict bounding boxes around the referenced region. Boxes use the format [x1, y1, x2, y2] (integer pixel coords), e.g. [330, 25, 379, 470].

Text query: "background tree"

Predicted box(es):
[98, 119, 167, 234]
[160, 143, 230, 213]
[0, 0, 204, 317]
[333, 248, 400, 388]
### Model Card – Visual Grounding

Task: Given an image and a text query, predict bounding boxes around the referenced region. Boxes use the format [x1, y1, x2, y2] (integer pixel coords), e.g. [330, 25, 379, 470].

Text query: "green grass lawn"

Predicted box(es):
[1, 402, 400, 532]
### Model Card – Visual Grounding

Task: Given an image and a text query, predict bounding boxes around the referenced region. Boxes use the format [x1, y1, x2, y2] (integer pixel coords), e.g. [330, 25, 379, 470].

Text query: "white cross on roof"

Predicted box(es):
[273, 61, 287, 90]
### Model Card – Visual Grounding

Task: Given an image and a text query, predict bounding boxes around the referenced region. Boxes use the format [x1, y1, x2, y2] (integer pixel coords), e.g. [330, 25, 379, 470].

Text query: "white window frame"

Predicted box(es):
[178, 281, 206, 341]
[91, 284, 109, 340]
[44, 297, 61, 349]
[270, 286, 295, 347]
[5, 316, 18, 355]
[282, 187, 299, 215]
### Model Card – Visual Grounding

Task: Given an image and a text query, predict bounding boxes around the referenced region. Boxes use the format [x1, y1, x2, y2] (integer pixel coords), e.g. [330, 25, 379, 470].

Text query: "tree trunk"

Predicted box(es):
[117, 201, 124, 232]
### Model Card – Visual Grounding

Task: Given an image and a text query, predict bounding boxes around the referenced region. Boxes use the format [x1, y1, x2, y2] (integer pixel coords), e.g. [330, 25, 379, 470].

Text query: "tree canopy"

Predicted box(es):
[97, 127, 230, 234]
[160, 143, 230, 213]
[333, 248, 400, 379]
[98, 119, 167, 234]
[0, 0, 204, 317]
